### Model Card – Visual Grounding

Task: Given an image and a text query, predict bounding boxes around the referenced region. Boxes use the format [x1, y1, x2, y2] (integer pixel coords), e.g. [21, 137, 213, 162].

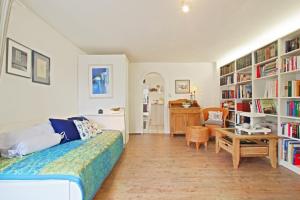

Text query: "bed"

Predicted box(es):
[0, 131, 123, 200]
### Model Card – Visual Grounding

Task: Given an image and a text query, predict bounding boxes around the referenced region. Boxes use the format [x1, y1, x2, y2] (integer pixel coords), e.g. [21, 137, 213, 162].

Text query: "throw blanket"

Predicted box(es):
[0, 131, 123, 200]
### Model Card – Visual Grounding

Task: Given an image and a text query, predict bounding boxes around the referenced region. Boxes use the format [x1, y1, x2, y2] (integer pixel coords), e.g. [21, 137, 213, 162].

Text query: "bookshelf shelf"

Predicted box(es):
[280, 96, 300, 99]
[280, 135, 300, 142]
[220, 83, 236, 87]
[221, 98, 235, 101]
[279, 160, 300, 175]
[236, 80, 252, 85]
[220, 71, 234, 78]
[280, 115, 300, 120]
[255, 57, 277, 66]
[280, 69, 300, 75]
[226, 119, 236, 124]
[255, 73, 278, 80]
[237, 98, 252, 100]
[281, 48, 300, 58]
[263, 113, 278, 117]
[236, 65, 252, 73]
[254, 97, 278, 100]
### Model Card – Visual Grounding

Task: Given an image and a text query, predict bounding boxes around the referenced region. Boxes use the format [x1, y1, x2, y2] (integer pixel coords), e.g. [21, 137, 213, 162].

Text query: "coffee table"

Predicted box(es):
[215, 128, 279, 169]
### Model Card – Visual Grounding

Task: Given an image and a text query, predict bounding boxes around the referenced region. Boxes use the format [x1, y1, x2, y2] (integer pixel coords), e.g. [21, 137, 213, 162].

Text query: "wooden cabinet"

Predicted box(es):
[169, 99, 202, 136]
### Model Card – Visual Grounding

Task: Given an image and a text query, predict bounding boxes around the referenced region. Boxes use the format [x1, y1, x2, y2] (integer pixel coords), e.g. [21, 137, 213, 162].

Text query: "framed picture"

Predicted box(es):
[175, 80, 190, 94]
[6, 38, 32, 78]
[89, 65, 113, 98]
[32, 51, 50, 85]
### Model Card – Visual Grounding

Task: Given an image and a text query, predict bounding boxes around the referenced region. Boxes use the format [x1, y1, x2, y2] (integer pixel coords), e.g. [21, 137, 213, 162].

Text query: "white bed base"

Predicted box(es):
[0, 180, 82, 200]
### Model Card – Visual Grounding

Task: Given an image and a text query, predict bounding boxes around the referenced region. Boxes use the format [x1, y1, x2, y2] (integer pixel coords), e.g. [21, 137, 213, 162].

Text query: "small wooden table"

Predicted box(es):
[215, 128, 279, 169]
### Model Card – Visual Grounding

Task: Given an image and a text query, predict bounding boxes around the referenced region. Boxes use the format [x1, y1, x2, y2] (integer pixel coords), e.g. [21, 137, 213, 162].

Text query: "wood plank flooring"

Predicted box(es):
[94, 134, 300, 200]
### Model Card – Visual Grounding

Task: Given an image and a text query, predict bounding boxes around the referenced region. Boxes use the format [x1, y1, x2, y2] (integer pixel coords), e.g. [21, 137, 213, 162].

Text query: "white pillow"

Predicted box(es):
[1, 133, 62, 158]
[73, 120, 91, 140]
[208, 111, 223, 121]
[0, 122, 56, 150]
[88, 120, 102, 137]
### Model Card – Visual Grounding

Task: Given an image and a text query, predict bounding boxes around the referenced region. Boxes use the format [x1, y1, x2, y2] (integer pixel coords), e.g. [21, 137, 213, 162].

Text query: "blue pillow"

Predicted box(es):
[68, 116, 89, 121]
[49, 118, 81, 144]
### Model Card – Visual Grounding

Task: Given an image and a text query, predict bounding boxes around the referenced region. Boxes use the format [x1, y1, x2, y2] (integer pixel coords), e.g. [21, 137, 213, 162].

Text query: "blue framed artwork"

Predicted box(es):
[89, 65, 113, 98]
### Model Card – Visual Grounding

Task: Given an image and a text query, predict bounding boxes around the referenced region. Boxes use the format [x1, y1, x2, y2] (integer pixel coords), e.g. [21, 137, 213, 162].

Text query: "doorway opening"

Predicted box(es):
[142, 73, 164, 134]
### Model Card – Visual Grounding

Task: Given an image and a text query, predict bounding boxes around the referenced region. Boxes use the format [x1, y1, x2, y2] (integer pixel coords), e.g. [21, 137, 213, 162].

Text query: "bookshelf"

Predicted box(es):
[219, 29, 300, 175]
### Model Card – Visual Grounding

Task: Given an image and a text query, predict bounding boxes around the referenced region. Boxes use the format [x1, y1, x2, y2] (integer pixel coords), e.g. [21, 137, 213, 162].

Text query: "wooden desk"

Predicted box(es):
[169, 99, 201, 136]
[215, 128, 279, 169]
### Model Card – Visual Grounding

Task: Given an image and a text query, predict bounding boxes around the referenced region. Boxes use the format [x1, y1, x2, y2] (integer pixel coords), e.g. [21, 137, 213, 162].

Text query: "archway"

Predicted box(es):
[142, 72, 165, 134]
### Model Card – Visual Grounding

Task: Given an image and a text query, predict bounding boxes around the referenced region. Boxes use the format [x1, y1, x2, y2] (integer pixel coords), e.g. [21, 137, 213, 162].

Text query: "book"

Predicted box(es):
[286, 100, 300, 117]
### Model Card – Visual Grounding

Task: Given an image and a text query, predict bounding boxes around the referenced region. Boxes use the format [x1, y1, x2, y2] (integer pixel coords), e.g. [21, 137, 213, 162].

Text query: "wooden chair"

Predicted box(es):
[202, 107, 229, 137]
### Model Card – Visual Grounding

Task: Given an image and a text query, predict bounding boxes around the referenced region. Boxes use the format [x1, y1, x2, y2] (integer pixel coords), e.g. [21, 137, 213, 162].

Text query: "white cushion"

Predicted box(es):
[0, 122, 55, 150]
[208, 111, 223, 121]
[73, 120, 91, 140]
[1, 133, 62, 158]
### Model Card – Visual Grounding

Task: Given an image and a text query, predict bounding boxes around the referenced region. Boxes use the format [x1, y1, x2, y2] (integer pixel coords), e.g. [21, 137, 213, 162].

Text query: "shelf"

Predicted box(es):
[221, 98, 235, 101]
[255, 57, 277, 66]
[280, 96, 300, 99]
[236, 98, 252, 101]
[280, 115, 300, 120]
[236, 80, 252, 85]
[236, 65, 252, 73]
[236, 126, 271, 134]
[255, 73, 278, 80]
[281, 48, 300, 58]
[279, 160, 300, 175]
[238, 112, 265, 118]
[280, 135, 300, 142]
[264, 113, 278, 117]
[254, 97, 278, 100]
[228, 109, 236, 112]
[280, 69, 300, 75]
[220, 71, 234, 78]
[220, 83, 236, 87]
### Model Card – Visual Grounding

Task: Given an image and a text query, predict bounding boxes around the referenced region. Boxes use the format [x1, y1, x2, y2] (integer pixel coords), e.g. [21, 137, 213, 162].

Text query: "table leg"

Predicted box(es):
[269, 138, 277, 168]
[232, 138, 240, 169]
[216, 133, 220, 153]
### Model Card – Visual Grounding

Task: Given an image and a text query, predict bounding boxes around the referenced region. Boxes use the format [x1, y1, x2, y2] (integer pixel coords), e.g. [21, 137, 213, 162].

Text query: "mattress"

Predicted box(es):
[0, 131, 123, 200]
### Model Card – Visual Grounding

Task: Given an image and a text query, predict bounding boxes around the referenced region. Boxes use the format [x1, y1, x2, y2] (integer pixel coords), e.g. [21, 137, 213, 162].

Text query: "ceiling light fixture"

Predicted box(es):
[181, 0, 190, 13]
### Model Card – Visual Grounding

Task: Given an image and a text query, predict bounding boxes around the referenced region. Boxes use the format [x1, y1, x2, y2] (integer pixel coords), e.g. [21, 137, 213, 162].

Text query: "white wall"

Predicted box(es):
[78, 55, 129, 114]
[129, 62, 219, 133]
[0, 1, 85, 132]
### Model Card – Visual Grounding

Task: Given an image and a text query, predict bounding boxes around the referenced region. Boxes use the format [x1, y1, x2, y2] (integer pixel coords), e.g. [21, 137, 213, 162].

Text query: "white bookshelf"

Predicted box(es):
[219, 29, 300, 174]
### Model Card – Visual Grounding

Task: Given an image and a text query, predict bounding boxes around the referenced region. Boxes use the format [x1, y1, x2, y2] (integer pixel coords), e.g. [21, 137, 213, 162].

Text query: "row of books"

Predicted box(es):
[222, 90, 235, 99]
[221, 101, 235, 110]
[281, 139, 300, 166]
[286, 101, 300, 117]
[237, 73, 251, 83]
[281, 56, 300, 72]
[283, 80, 300, 97]
[256, 61, 277, 78]
[236, 113, 250, 125]
[255, 42, 277, 64]
[236, 84, 252, 99]
[220, 74, 234, 86]
[227, 111, 235, 122]
[220, 62, 235, 76]
[285, 36, 300, 53]
[255, 99, 277, 114]
[264, 79, 278, 98]
[281, 122, 300, 139]
[236, 54, 252, 70]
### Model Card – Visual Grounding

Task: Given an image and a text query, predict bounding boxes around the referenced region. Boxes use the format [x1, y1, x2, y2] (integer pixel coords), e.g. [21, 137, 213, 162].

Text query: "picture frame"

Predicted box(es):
[175, 80, 190, 94]
[89, 64, 113, 98]
[6, 38, 32, 78]
[32, 51, 50, 85]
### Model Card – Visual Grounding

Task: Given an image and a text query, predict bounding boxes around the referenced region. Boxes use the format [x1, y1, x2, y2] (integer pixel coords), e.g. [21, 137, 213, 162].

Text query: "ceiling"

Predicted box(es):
[20, 0, 300, 63]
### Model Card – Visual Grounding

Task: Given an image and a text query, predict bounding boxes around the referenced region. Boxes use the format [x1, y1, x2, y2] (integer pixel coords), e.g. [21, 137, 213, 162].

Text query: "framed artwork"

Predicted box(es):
[89, 65, 113, 98]
[32, 51, 50, 85]
[6, 38, 32, 78]
[175, 80, 190, 94]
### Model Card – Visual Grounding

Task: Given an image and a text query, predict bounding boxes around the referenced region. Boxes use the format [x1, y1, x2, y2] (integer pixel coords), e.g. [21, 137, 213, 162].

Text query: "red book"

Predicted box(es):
[294, 154, 300, 165]
[256, 65, 261, 78]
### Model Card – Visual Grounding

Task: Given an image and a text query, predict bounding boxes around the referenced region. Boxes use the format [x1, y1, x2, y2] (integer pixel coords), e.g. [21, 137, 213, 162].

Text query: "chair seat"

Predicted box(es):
[186, 126, 209, 150]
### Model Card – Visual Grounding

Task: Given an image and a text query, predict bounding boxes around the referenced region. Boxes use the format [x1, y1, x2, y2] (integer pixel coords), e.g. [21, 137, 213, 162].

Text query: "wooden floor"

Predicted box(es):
[94, 134, 300, 200]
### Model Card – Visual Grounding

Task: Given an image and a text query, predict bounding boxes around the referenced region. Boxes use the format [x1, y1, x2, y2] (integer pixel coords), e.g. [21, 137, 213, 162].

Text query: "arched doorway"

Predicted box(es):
[142, 73, 165, 134]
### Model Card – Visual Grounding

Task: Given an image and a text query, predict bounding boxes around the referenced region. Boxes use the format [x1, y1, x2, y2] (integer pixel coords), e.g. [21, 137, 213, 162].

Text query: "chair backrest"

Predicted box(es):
[202, 107, 229, 121]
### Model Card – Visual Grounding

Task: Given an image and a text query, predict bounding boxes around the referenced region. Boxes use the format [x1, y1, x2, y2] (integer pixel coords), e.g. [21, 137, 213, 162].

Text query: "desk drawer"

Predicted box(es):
[241, 146, 268, 157]
[219, 138, 233, 153]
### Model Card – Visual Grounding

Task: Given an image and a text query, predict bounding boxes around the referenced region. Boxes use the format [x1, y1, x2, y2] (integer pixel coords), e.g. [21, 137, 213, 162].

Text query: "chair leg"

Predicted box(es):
[205, 142, 208, 151]
[196, 142, 200, 151]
